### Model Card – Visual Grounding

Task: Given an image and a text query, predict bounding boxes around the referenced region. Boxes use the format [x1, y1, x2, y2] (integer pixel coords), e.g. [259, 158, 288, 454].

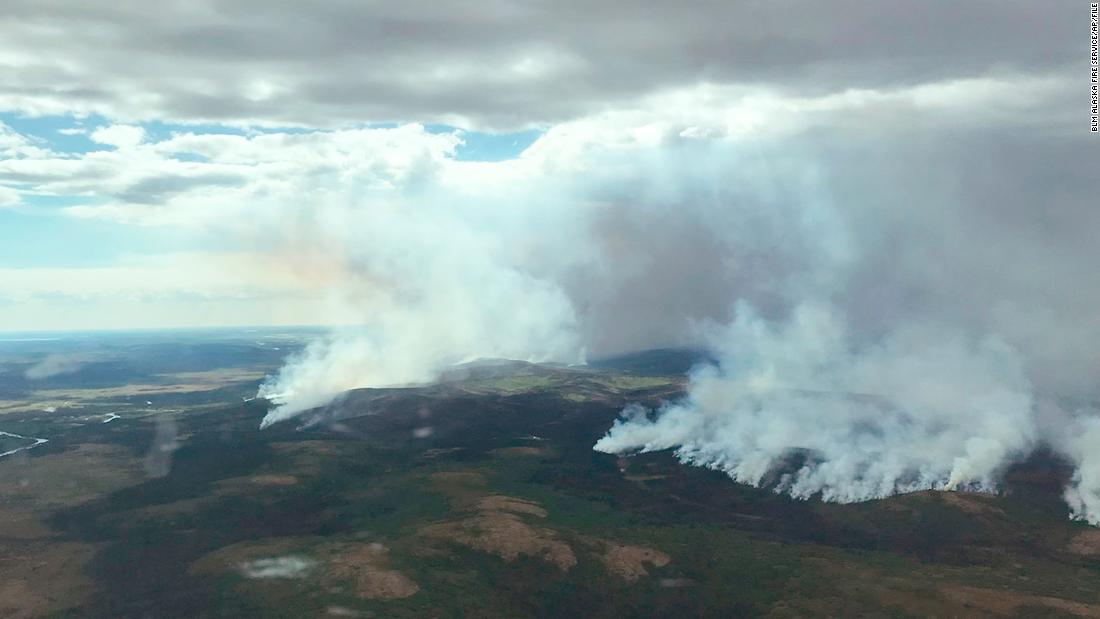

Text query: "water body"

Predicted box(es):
[0, 430, 49, 458]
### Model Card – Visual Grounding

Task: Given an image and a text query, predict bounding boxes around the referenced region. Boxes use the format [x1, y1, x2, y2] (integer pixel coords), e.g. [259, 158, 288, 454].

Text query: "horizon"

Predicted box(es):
[4, 0, 1100, 519]
[4, 4, 1100, 616]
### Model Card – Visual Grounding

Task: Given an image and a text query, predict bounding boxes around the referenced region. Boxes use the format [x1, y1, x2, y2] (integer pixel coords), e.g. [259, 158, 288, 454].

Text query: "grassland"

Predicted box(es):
[1, 340, 1099, 617]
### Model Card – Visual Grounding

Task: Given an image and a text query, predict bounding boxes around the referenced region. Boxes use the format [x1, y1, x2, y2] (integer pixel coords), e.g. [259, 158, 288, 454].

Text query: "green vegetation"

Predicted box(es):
[1, 335, 1099, 617]
[457, 374, 560, 394]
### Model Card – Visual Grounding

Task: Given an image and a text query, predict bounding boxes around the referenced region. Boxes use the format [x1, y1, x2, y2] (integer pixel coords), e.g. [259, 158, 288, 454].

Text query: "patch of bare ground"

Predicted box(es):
[0, 506, 53, 540]
[429, 470, 488, 507]
[476, 495, 547, 517]
[192, 537, 420, 601]
[328, 544, 419, 600]
[599, 543, 670, 582]
[0, 443, 138, 616]
[1068, 529, 1100, 556]
[940, 584, 1100, 617]
[0, 443, 143, 511]
[424, 469, 670, 578]
[215, 474, 299, 492]
[420, 481, 576, 570]
[0, 540, 99, 618]
[421, 512, 577, 571]
[937, 491, 1004, 517]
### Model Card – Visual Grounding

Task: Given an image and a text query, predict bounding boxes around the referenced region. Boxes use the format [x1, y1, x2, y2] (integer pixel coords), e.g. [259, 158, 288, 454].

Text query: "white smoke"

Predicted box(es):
[258, 267, 581, 427]
[256, 168, 583, 428]
[239, 556, 316, 579]
[595, 303, 1037, 502]
[1060, 414, 1100, 524]
[24, 353, 86, 380]
[143, 415, 180, 478]
[248, 82, 1100, 521]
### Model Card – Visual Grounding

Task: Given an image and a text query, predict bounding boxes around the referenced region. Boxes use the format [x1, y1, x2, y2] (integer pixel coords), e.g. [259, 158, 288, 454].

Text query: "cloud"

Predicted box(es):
[0, 75, 1060, 231]
[0, 123, 460, 226]
[0, 251, 342, 331]
[0, 184, 19, 206]
[0, 251, 314, 301]
[90, 124, 145, 148]
[0, 121, 53, 159]
[0, 1, 1077, 129]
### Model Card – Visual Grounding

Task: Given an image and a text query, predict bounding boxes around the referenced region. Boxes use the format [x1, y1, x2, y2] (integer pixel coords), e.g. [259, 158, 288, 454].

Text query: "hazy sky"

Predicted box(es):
[0, 0, 1087, 332]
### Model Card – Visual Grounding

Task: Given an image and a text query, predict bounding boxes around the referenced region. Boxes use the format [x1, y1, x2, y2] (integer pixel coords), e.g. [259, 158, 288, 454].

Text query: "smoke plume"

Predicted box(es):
[24, 353, 86, 380]
[253, 82, 1100, 522]
[595, 303, 1037, 502]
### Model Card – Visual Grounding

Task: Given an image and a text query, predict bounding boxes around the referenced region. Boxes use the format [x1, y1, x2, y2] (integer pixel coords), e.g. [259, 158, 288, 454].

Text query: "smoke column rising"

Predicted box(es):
[256, 203, 584, 427]
[595, 303, 1037, 502]
[253, 83, 1100, 523]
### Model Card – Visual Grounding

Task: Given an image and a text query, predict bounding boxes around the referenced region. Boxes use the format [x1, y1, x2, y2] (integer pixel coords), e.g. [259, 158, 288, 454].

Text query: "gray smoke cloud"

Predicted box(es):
[255, 76, 1100, 522]
[595, 303, 1037, 501]
[255, 154, 585, 426]
[589, 87, 1100, 521]
[0, 1, 1076, 129]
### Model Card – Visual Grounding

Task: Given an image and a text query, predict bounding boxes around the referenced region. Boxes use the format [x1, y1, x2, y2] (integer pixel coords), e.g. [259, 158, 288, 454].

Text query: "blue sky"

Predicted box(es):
[0, 111, 542, 271]
[1, 112, 542, 161]
[0, 1, 1081, 338]
[0, 109, 554, 331]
